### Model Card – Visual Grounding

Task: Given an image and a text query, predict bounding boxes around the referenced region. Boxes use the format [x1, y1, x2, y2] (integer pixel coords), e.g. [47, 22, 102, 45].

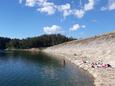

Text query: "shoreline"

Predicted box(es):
[42, 50, 115, 86]
[42, 32, 115, 86]
[3, 48, 115, 86]
[5, 48, 40, 52]
[5, 48, 115, 86]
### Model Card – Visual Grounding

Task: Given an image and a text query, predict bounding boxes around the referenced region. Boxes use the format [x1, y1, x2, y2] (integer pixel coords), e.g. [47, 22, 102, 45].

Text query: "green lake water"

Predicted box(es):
[0, 51, 94, 86]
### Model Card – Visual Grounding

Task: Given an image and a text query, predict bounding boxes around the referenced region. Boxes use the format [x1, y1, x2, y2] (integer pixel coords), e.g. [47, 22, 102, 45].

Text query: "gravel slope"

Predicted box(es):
[43, 32, 115, 86]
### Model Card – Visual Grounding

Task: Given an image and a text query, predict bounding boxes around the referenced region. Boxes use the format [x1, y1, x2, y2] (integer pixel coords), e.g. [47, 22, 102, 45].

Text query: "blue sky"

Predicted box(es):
[0, 0, 115, 39]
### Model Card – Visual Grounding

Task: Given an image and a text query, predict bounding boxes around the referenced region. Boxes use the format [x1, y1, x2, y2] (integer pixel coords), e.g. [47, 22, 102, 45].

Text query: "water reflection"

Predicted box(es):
[0, 51, 94, 86]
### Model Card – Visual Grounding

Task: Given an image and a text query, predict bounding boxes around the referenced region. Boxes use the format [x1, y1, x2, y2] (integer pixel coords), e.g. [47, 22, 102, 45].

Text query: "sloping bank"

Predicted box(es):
[43, 32, 115, 86]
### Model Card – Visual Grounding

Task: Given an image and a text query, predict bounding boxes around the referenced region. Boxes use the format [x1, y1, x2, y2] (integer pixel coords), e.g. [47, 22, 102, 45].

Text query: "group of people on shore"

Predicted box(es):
[74, 53, 112, 68]
[82, 59, 112, 68]
[91, 60, 111, 68]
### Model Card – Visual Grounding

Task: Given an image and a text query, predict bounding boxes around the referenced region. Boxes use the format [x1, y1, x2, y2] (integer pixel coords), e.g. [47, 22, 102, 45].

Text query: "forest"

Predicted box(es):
[0, 34, 75, 49]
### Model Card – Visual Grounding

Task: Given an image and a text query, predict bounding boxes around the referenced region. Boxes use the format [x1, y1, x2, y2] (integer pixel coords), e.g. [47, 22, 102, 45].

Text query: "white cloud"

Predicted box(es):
[38, 6, 55, 15]
[25, 0, 37, 7]
[57, 3, 72, 17]
[70, 24, 80, 31]
[37, 2, 56, 15]
[63, 10, 72, 17]
[70, 24, 86, 31]
[72, 0, 95, 18]
[84, 0, 95, 11]
[100, 0, 115, 11]
[108, 0, 115, 10]
[21, 0, 96, 18]
[81, 25, 86, 28]
[38, 0, 47, 3]
[43, 25, 61, 34]
[58, 3, 71, 11]
[73, 9, 85, 18]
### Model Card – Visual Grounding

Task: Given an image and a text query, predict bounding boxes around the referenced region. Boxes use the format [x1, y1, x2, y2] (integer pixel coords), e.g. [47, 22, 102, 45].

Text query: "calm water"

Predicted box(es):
[0, 51, 94, 86]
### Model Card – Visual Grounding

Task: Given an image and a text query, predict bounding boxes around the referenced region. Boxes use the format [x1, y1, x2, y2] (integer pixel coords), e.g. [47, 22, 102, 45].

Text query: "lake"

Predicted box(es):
[0, 51, 94, 86]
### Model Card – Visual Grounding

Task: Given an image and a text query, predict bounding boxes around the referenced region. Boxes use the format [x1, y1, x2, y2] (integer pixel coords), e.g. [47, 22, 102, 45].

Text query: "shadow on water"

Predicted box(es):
[2, 51, 63, 67]
[0, 51, 94, 86]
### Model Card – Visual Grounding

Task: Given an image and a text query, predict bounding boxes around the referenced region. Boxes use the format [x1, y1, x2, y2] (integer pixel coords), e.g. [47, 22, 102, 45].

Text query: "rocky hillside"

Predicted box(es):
[44, 31, 115, 67]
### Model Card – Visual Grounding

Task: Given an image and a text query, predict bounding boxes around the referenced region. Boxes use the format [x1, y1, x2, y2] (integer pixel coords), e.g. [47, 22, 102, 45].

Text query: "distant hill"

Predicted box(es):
[0, 37, 11, 49]
[0, 34, 75, 49]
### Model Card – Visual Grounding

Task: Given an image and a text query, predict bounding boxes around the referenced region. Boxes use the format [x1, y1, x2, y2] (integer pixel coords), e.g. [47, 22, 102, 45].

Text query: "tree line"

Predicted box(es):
[0, 34, 75, 49]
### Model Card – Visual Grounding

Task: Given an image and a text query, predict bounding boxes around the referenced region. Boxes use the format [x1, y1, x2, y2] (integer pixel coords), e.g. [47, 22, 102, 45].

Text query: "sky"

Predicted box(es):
[0, 0, 115, 39]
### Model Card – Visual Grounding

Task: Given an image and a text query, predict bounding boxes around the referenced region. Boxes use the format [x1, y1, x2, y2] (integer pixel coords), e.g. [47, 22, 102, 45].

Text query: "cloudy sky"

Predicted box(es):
[0, 0, 115, 38]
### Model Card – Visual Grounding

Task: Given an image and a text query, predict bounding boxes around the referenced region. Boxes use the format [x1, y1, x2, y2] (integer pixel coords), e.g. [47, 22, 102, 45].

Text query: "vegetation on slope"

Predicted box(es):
[0, 37, 11, 49]
[0, 34, 74, 49]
